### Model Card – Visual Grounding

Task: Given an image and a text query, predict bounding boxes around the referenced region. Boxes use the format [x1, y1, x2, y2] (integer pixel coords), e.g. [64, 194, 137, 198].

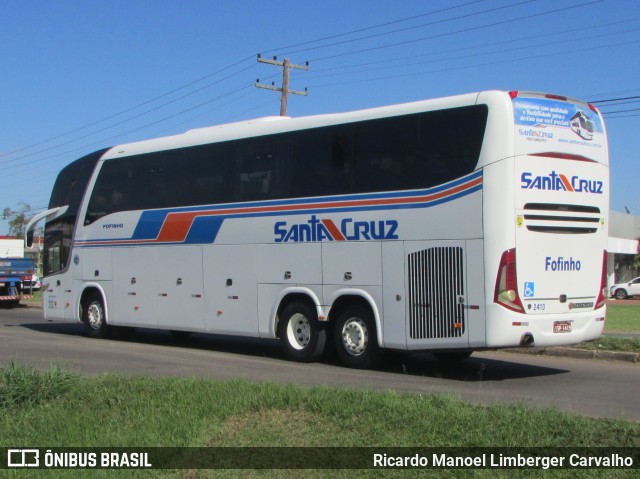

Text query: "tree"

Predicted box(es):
[2, 202, 33, 238]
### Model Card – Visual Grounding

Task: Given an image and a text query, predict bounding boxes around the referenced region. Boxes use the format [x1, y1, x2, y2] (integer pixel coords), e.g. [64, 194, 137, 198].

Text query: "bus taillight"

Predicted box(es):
[494, 248, 524, 312]
[595, 250, 608, 309]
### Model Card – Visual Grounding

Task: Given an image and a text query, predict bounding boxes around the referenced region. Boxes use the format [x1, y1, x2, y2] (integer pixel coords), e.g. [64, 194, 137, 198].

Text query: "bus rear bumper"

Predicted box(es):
[486, 306, 607, 348]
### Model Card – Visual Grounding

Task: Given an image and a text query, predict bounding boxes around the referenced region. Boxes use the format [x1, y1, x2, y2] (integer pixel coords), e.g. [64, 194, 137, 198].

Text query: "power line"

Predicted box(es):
[592, 96, 640, 104]
[308, 38, 640, 89]
[288, 0, 538, 60]
[304, 26, 640, 83]
[0, 81, 260, 174]
[303, 18, 639, 79]
[0, 55, 256, 162]
[309, 0, 603, 62]
[263, 0, 488, 56]
[602, 107, 640, 115]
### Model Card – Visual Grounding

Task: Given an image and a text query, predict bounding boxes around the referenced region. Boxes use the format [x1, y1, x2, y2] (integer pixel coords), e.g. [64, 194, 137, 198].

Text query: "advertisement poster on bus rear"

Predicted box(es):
[512, 96, 606, 160]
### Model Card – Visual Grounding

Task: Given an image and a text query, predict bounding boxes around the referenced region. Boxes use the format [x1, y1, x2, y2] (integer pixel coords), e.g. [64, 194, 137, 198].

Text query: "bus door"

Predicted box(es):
[41, 219, 76, 322]
[403, 240, 471, 350]
[42, 273, 69, 321]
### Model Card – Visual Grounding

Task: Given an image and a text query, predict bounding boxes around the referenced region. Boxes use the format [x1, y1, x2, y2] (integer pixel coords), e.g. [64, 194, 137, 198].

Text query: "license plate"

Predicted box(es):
[553, 321, 572, 333]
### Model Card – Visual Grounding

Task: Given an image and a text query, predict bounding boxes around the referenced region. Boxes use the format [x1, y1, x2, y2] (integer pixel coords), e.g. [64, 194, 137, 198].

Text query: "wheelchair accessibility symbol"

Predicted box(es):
[524, 282, 535, 298]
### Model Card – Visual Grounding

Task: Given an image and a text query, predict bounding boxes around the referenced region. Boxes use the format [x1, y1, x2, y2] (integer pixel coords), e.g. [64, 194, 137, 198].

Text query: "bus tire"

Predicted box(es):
[82, 292, 111, 339]
[333, 304, 382, 369]
[278, 300, 326, 363]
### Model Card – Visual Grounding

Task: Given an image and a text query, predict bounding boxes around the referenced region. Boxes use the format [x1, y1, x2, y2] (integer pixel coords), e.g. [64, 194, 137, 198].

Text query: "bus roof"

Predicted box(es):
[101, 90, 607, 166]
[102, 91, 483, 160]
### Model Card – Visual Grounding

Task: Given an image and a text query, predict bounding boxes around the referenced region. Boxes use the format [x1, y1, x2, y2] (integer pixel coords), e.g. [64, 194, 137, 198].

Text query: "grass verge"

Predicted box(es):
[568, 303, 640, 353]
[0, 361, 77, 408]
[0, 365, 639, 478]
[605, 303, 640, 333]
[577, 336, 640, 353]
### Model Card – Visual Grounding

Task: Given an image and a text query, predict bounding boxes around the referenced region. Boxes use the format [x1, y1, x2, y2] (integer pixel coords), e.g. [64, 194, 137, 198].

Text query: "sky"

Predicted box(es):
[1, 0, 639, 235]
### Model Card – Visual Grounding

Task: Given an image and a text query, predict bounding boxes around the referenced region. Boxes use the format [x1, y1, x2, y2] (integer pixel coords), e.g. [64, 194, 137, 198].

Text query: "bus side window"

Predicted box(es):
[85, 160, 134, 224]
[353, 115, 420, 193]
[289, 126, 352, 198]
[237, 142, 278, 201]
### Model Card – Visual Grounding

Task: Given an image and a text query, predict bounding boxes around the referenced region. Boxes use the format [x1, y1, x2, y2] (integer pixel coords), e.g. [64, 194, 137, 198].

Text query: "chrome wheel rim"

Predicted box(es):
[341, 318, 368, 356]
[87, 302, 104, 330]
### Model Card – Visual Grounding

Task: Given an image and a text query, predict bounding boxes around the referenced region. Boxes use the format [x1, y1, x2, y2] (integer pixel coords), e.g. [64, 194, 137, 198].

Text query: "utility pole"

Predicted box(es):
[255, 54, 309, 116]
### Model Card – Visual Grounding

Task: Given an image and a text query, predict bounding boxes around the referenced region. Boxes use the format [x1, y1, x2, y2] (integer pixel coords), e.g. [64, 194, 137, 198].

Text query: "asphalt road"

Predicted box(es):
[1, 306, 639, 421]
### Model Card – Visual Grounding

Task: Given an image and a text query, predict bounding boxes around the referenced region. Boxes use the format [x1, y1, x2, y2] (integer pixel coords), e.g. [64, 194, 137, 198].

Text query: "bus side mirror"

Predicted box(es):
[24, 205, 69, 250]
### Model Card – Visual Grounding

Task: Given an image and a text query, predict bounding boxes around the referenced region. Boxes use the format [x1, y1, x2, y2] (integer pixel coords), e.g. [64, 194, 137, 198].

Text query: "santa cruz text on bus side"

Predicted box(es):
[274, 215, 399, 243]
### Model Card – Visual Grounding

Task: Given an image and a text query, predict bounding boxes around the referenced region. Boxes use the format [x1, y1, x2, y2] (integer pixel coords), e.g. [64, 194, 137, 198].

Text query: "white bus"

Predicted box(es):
[27, 91, 609, 368]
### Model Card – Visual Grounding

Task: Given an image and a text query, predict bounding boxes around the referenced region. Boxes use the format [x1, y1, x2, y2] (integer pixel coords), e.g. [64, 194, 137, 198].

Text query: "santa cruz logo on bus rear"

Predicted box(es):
[521, 171, 603, 194]
[274, 215, 399, 243]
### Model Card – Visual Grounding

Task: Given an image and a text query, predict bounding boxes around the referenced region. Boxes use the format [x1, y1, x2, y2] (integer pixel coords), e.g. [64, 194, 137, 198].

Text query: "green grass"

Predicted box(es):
[1, 365, 639, 478]
[0, 361, 77, 408]
[605, 303, 640, 333]
[569, 303, 640, 353]
[578, 336, 640, 353]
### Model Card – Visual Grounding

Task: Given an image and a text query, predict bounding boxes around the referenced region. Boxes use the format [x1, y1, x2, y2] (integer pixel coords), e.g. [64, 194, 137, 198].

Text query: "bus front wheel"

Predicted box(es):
[82, 292, 111, 339]
[278, 300, 326, 363]
[333, 304, 382, 369]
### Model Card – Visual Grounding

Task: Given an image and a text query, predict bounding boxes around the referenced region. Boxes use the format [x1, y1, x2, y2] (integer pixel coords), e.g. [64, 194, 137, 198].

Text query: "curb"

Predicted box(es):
[503, 346, 639, 364]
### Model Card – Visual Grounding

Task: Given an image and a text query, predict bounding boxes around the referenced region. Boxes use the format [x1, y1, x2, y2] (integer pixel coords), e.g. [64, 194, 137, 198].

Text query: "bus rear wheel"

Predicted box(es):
[278, 300, 326, 363]
[82, 292, 111, 339]
[333, 304, 382, 369]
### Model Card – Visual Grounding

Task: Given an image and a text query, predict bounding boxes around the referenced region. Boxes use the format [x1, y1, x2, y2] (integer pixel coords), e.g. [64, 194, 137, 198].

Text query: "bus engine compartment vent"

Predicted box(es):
[522, 203, 600, 234]
[407, 246, 465, 339]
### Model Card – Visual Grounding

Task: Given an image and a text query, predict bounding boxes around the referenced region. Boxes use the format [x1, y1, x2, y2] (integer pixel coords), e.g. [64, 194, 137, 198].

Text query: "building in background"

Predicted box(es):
[607, 211, 639, 285]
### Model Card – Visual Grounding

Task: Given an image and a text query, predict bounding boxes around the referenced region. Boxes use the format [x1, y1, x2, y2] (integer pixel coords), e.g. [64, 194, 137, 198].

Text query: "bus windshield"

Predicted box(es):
[44, 149, 106, 275]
